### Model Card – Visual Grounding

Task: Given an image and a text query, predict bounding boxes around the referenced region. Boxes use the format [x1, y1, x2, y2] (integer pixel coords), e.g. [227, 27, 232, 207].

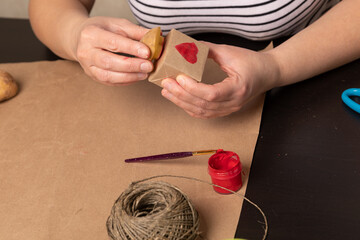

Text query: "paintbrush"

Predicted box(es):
[124, 150, 217, 163]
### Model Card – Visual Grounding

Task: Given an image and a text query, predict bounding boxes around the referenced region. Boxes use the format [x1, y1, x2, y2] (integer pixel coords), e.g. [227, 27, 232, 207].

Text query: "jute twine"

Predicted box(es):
[107, 175, 268, 240]
[106, 180, 200, 240]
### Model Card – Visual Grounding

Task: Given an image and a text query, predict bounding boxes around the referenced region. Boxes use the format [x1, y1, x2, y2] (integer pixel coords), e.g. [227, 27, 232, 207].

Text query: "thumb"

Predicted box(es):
[202, 41, 228, 66]
[202, 41, 239, 79]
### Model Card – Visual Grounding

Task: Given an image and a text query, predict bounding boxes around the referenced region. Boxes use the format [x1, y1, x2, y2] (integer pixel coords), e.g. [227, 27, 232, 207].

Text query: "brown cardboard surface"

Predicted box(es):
[148, 29, 209, 86]
[0, 60, 264, 240]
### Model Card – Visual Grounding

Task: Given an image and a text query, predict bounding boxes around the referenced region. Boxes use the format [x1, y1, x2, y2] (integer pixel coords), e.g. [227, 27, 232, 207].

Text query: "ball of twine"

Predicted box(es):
[106, 181, 200, 240]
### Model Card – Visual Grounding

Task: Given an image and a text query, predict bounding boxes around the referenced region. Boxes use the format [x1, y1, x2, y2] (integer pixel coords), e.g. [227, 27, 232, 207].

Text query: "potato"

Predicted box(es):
[0, 69, 18, 102]
[140, 27, 164, 61]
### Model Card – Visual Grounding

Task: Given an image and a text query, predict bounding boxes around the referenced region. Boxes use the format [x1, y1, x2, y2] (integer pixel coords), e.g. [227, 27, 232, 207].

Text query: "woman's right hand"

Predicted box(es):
[72, 17, 153, 86]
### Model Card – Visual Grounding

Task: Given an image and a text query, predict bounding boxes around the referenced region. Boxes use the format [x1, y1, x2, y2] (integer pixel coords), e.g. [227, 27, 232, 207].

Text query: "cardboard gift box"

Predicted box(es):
[148, 29, 209, 87]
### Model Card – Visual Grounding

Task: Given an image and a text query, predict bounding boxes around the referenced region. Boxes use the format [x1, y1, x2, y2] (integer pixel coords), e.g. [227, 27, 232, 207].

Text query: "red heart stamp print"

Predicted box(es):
[175, 42, 198, 64]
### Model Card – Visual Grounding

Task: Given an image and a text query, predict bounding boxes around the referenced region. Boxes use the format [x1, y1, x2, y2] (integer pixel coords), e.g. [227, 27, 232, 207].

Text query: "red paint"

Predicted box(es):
[208, 149, 242, 194]
[175, 42, 198, 64]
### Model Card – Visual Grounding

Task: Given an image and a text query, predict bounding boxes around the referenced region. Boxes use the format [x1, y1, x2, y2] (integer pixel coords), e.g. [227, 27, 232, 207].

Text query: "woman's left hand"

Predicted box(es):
[161, 42, 280, 119]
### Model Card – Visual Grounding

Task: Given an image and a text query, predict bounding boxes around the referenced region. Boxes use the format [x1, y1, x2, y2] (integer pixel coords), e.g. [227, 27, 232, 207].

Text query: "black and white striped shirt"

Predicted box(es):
[128, 0, 340, 40]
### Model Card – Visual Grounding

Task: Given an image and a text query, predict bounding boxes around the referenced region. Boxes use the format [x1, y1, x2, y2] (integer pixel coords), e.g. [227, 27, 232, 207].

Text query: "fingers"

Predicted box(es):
[161, 79, 222, 110]
[108, 18, 150, 41]
[81, 26, 150, 59]
[76, 21, 153, 85]
[161, 76, 243, 118]
[89, 65, 148, 85]
[161, 88, 226, 119]
[175, 74, 237, 102]
[77, 48, 153, 84]
[90, 49, 153, 73]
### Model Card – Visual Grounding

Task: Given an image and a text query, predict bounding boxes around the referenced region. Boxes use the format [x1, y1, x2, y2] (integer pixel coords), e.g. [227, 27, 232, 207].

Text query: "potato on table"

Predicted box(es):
[0, 69, 18, 102]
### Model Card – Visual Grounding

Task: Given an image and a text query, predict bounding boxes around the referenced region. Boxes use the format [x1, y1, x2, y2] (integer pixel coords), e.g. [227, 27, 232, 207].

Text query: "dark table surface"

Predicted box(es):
[1, 18, 360, 240]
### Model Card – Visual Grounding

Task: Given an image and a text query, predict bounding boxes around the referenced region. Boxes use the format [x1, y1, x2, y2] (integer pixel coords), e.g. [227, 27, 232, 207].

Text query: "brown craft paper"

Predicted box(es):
[148, 29, 209, 86]
[0, 60, 264, 240]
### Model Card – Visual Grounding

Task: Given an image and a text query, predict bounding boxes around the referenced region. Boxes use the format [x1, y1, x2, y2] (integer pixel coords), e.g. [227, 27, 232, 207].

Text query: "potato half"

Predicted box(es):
[0, 70, 18, 102]
[140, 27, 165, 61]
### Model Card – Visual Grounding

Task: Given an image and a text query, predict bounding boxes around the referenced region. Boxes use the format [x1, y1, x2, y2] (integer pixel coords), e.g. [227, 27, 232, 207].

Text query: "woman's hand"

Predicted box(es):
[73, 17, 153, 86]
[161, 42, 280, 118]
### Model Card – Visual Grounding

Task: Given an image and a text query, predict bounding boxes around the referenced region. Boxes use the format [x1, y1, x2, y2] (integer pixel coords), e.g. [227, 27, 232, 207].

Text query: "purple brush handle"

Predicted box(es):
[125, 151, 193, 163]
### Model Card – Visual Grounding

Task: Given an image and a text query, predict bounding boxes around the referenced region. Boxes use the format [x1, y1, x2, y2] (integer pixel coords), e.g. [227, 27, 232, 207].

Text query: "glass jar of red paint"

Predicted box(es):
[208, 149, 242, 194]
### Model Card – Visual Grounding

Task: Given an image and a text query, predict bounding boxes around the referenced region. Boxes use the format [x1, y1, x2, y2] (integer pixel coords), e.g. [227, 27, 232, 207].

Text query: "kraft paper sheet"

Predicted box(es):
[0, 60, 264, 240]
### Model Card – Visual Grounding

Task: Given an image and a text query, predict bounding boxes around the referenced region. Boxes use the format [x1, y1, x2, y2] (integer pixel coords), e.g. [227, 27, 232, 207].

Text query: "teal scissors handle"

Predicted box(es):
[342, 88, 360, 114]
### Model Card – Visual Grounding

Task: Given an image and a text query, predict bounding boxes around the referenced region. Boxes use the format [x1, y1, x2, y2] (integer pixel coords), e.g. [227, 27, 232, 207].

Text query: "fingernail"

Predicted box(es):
[161, 79, 171, 90]
[138, 47, 149, 58]
[140, 62, 152, 72]
[137, 73, 148, 80]
[176, 75, 185, 85]
[161, 89, 169, 98]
